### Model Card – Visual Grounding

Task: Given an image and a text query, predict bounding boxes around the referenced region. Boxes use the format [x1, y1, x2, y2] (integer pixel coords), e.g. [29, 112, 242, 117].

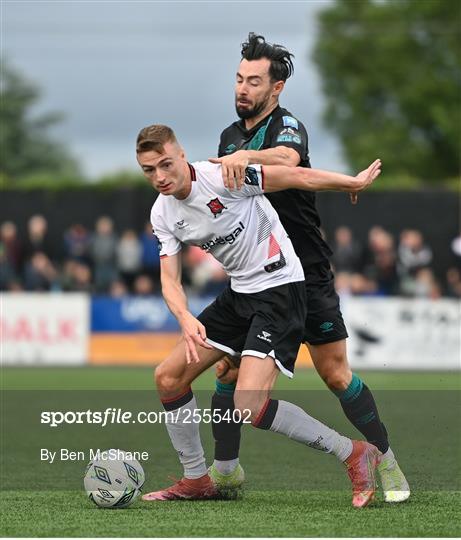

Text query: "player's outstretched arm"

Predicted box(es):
[160, 254, 212, 364]
[263, 159, 382, 194]
[209, 147, 299, 189]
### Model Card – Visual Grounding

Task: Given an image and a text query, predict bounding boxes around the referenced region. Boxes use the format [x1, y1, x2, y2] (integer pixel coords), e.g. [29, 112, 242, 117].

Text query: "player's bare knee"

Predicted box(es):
[155, 364, 183, 395]
[234, 390, 266, 423]
[322, 363, 352, 391]
[233, 391, 249, 414]
[312, 345, 351, 391]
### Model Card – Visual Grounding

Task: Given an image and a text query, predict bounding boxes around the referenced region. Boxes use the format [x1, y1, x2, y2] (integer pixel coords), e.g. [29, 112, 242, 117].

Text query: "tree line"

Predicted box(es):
[2, 0, 459, 188]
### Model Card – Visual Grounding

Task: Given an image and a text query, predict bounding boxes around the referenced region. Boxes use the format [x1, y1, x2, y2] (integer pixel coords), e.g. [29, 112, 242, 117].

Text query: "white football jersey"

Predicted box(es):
[150, 161, 304, 294]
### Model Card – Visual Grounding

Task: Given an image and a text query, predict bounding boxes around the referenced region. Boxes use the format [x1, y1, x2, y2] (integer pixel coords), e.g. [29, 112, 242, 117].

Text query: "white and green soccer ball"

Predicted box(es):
[84, 449, 145, 508]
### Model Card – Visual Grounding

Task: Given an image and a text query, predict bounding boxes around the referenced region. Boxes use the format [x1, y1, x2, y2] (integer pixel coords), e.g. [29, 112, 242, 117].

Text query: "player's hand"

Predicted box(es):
[353, 159, 382, 194]
[349, 193, 358, 205]
[178, 312, 213, 364]
[209, 150, 250, 190]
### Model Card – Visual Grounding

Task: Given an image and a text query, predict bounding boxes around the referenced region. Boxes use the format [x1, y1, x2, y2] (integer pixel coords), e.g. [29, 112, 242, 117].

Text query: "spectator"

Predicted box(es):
[7, 280, 24, 292]
[61, 260, 93, 292]
[364, 227, 400, 295]
[412, 268, 441, 299]
[0, 242, 16, 290]
[60, 260, 76, 291]
[109, 279, 129, 298]
[183, 246, 228, 295]
[64, 224, 91, 263]
[1, 216, 457, 300]
[335, 271, 377, 297]
[90, 216, 118, 293]
[398, 229, 434, 296]
[445, 268, 461, 298]
[362, 226, 386, 268]
[72, 262, 93, 292]
[23, 252, 59, 291]
[140, 221, 161, 285]
[331, 226, 362, 273]
[349, 273, 378, 296]
[117, 229, 142, 289]
[23, 215, 53, 263]
[398, 229, 433, 275]
[0, 221, 22, 274]
[133, 274, 155, 296]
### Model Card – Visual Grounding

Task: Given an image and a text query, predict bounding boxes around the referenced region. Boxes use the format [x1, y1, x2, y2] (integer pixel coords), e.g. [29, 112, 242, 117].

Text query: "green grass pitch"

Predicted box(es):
[1, 367, 460, 537]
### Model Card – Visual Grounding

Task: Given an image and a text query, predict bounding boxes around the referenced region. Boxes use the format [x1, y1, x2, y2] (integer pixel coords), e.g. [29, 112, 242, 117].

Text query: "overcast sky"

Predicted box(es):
[3, 0, 346, 178]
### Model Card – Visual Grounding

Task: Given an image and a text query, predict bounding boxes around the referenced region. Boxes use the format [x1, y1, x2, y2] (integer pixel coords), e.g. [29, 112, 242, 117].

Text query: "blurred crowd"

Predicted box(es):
[1, 215, 460, 298]
[332, 226, 461, 299]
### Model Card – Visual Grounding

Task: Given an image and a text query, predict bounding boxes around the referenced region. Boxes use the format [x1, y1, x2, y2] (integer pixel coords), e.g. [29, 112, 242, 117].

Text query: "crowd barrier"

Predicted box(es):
[2, 293, 89, 365]
[1, 293, 459, 370]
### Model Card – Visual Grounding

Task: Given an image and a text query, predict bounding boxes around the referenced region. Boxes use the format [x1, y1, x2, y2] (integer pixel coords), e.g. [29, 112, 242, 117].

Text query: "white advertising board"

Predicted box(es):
[341, 297, 460, 370]
[1, 293, 89, 365]
[1, 293, 459, 369]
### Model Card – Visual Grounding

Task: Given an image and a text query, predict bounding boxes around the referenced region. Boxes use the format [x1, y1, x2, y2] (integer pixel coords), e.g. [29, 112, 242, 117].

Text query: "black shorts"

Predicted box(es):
[302, 260, 348, 345]
[197, 281, 307, 378]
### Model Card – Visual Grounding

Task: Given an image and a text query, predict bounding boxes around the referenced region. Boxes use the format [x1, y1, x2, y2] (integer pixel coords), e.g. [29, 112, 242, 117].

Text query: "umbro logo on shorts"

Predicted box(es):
[320, 322, 334, 333]
[257, 330, 272, 343]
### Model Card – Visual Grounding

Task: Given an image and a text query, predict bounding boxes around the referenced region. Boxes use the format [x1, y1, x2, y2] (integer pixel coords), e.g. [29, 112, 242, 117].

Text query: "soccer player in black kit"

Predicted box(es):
[207, 33, 409, 503]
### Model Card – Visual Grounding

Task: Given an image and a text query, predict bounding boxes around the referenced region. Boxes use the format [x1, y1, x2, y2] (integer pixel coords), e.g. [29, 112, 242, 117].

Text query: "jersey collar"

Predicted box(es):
[187, 162, 196, 181]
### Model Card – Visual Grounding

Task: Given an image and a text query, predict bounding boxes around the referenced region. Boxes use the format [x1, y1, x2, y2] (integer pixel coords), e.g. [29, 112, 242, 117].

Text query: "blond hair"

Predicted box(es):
[136, 125, 178, 154]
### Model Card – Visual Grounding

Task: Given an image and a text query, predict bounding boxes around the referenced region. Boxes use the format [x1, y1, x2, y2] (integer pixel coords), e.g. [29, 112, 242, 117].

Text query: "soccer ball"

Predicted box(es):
[83, 449, 145, 508]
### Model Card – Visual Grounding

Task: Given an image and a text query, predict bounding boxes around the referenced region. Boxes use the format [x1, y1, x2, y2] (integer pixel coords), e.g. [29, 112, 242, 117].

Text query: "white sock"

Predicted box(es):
[164, 395, 207, 479]
[381, 447, 395, 461]
[269, 400, 353, 462]
[214, 458, 239, 475]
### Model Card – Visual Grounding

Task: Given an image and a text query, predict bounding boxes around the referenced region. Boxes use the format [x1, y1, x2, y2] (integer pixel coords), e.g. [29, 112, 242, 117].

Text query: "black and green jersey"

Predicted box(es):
[218, 105, 333, 267]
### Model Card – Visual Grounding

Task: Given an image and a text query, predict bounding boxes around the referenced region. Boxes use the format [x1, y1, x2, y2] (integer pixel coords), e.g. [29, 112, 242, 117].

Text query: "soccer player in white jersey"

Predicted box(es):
[137, 124, 382, 508]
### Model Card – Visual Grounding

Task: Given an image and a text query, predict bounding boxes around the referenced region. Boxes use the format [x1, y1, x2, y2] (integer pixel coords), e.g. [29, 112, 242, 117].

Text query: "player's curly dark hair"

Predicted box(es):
[241, 33, 294, 82]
